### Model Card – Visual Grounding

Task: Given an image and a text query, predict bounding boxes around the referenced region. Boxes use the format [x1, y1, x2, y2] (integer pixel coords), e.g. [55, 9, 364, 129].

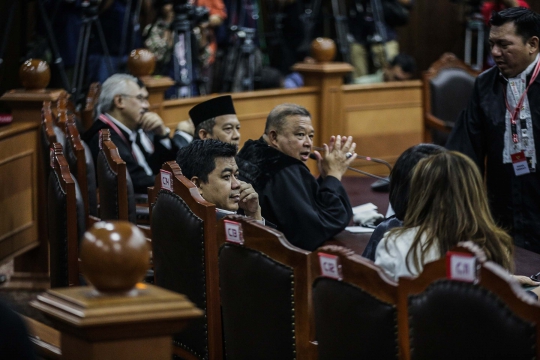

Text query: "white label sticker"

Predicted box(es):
[446, 252, 476, 282]
[160, 170, 173, 191]
[224, 220, 244, 244]
[318, 253, 342, 280]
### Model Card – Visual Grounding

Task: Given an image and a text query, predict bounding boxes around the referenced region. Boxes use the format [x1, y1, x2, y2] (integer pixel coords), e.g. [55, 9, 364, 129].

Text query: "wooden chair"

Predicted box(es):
[64, 114, 99, 224]
[398, 242, 540, 360]
[96, 129, 137, 224]
[81, 82, 100, 131]
[216, 215, 314, 360]
[310, 245, 398, 360]
[149, 161, 223, 360]
[422, 53, 479, 145]
[48, 142, 84, 287]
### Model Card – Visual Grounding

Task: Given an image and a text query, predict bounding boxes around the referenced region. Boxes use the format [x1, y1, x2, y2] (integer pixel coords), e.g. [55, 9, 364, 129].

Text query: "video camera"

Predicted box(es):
[171, 0, 210, 27]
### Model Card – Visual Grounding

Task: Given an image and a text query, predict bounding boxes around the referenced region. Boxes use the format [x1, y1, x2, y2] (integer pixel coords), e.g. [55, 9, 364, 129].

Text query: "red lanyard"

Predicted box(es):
[504, 59, 540, 143]
[99, 114, 138, 161]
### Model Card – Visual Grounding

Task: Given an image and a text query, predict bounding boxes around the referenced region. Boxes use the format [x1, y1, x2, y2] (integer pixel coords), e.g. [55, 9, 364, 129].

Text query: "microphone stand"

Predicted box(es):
[312, 146, 391, 183]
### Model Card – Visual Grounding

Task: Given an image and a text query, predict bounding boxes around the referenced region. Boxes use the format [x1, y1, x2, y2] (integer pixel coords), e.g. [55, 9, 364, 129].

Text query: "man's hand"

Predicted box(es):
[320, 135, 357, 181]
[512, 275, 540, 287]
[238, 181, 262, 220]
[140, 112, 169, 137]
[177, 119, 195, 136]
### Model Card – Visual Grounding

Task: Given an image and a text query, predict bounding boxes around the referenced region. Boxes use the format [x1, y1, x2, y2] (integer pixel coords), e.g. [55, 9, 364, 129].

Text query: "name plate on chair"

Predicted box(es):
[446, 252, 477, 282]
[224, 220, 244, 244]
[318, 253, 342, 280]
[160, 170, 173, 191]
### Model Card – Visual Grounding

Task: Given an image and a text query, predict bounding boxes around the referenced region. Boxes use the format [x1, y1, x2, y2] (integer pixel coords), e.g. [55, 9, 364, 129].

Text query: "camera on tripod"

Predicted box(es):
[171, 0, 210, 27]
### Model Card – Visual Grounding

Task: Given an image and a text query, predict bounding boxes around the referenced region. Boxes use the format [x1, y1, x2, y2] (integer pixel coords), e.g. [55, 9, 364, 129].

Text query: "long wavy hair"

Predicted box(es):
[387, 151, 514, 272]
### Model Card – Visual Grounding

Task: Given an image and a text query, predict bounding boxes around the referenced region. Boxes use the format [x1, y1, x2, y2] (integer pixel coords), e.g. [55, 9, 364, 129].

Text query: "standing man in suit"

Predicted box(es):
[83, 73, 178, 194]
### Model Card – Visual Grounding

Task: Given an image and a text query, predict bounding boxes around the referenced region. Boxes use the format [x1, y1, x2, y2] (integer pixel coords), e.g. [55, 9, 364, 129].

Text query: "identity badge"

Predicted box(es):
[511, 151, 530, 176]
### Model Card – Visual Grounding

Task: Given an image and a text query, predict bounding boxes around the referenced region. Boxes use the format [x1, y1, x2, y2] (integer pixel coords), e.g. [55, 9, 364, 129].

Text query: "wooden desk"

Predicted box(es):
[327, 231, 540, 277]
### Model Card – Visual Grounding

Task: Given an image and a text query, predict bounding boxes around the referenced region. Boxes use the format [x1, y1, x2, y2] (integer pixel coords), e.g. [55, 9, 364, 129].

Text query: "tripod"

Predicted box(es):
[71, 0, 114, 107]
[0, 0, 70, 90]
[220, 0, 260, 93]
[170, 0, 208, 98]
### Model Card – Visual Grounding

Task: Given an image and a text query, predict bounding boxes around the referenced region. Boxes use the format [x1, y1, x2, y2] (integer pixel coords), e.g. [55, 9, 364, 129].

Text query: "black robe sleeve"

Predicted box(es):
[259, 164, 353, 251]
[446, 78, 487, 173]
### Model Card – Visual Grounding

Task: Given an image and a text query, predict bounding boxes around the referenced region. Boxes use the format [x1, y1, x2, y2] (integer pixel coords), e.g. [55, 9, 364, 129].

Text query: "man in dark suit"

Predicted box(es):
[176, 139, 264, 222]
[82, 73, 178, 194]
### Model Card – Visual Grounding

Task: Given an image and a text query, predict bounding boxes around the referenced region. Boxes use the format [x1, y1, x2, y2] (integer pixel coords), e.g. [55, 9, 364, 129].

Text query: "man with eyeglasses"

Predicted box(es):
[83, 73, 179, 194]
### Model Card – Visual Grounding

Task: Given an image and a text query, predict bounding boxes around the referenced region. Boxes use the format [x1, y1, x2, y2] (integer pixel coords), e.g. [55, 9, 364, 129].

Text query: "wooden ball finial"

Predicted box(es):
[127, 49, 156, 77]
[80, 221, 150, 293]
[310, 38, 337, 63]
[19, 59, 51, 90]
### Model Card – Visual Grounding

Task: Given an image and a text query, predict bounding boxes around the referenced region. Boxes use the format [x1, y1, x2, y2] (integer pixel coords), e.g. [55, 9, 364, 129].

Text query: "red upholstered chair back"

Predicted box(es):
[149, 161, 222, 360]
[398, 242, 540, 360]
[96, 129, 136, 223]
[422, 53, 479, 145]
[310, 245, 398, 360]
[216, 215, 315, 360]
[48, 143, 84, 287]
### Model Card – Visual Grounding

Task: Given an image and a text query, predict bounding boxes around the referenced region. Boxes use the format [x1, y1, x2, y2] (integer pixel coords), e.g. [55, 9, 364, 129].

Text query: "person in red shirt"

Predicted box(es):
[482, 0, 530, 25]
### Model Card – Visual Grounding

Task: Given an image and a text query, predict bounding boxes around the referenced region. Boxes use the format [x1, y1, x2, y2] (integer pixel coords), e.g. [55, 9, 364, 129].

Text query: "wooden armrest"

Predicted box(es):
[23, 316, 61, 359]
[425, 113, 454, 133]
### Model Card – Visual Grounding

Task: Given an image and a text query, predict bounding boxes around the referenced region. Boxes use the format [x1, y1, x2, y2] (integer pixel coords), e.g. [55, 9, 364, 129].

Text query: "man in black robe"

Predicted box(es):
[236, 103, 356, 251]
[447, 8, 540, 252]
[82, 74, 178, 194]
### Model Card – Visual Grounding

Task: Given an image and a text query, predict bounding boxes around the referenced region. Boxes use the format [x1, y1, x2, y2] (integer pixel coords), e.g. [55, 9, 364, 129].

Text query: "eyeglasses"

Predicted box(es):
[120, 94, 149, 102]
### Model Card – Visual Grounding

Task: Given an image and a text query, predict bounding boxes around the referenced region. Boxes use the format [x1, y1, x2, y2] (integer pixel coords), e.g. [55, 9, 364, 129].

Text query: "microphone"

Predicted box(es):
[310, 146, 391, 183]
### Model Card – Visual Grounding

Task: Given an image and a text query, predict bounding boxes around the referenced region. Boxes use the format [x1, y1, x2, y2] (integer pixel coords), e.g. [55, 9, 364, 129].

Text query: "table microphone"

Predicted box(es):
[310, 147, 391, 183]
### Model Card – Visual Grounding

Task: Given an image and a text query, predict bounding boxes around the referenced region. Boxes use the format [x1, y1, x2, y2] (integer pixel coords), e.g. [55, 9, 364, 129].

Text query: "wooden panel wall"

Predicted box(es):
[0, 122, 40, 263]
[342, 80, 423, 176]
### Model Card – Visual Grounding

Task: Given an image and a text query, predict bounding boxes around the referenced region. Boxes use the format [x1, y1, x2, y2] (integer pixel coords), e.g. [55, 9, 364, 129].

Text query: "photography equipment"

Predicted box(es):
[71, 0, 114, 106]
[221, 27, 259, 92]
[118, 0, 144, 63]
[220, 0, 261, 93]
[299, 0, 387, 81]
[170, 0, 209, 98]
[0, 0, 70, 90]
[450, 0, 485, 70]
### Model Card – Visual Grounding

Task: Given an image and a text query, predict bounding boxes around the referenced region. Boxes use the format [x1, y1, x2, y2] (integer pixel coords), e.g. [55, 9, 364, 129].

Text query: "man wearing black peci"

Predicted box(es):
[236, 103, 356, 251]
[179, 95, 242, 146]
[447, 7, 540, 252]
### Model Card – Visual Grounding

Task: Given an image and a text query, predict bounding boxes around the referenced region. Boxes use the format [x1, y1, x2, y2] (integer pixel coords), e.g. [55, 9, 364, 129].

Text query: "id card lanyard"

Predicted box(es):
[99, 114, 138, 161]
[503, 59, 540, 174]
[504, 59, 540, 145]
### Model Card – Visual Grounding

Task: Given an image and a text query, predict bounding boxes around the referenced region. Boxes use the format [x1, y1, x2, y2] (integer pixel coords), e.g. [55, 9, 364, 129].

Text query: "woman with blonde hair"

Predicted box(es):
[375, 151, 514, 280]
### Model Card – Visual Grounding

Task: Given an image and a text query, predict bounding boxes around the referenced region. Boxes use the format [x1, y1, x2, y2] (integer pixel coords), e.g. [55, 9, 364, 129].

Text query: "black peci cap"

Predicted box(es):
[189, 95, 236, 128]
